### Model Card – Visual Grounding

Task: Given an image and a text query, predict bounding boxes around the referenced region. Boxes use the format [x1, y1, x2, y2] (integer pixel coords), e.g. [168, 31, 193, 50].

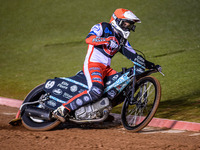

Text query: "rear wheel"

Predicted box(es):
[121, 76, 161, 132]
[21, 84, 61, 131]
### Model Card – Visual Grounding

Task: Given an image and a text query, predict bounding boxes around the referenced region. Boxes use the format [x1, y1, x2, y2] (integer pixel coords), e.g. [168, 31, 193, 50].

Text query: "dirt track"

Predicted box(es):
[0, 105, 200, 150]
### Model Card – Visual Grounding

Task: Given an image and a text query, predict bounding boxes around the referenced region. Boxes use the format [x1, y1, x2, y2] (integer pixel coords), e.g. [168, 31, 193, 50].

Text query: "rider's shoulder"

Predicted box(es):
[100, 22, 113, 32]
[101, 22, 112, 27]
[93, 22, 111, 27]
[93, 22, 112, 29]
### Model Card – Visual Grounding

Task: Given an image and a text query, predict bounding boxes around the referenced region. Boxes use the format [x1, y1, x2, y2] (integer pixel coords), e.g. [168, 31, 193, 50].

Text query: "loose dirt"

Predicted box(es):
[0, 105, 199, 150]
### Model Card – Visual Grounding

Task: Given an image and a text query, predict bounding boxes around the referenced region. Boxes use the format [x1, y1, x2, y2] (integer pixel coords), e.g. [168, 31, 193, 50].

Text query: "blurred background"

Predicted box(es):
[0, 0, 199, 122]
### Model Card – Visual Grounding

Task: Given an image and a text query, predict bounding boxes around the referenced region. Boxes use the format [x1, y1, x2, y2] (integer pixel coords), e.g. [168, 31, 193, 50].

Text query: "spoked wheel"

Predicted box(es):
[21, 84, 61, 131]
[121, 76, 161, 132]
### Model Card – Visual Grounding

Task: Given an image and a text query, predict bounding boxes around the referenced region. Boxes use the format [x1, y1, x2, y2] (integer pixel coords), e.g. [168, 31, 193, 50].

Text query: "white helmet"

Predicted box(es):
[110, 8, 141, 39]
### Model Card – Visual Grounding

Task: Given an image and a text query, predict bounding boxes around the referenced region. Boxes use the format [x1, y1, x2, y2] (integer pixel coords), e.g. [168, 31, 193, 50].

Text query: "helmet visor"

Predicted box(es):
[119, 20, 136, 31]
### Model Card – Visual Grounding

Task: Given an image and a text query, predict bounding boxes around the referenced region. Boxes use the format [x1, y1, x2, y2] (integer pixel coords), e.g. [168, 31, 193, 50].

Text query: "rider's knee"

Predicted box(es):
[89, 85, 104, 100]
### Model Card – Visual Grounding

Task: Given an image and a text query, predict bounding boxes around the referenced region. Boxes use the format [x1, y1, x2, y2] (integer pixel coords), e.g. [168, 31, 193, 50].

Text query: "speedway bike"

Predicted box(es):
[10, 55, 164, 132]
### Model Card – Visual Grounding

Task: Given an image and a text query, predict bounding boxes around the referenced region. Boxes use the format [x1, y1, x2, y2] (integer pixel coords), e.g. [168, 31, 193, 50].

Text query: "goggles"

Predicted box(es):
[119, 20, 136, 31]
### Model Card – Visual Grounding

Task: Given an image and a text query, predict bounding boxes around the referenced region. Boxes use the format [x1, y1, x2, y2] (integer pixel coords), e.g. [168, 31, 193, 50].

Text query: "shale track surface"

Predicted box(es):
[0, 105, 200, 150]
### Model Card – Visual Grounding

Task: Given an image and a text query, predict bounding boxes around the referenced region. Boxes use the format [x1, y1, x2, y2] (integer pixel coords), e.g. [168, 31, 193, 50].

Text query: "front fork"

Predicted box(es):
[129, 75, 146, 106]
[130, 76, 136, 102]
[129, 78, 148, 109]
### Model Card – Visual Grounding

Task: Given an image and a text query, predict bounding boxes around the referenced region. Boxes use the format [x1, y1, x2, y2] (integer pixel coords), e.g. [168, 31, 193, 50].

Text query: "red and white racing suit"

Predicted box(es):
[62, 22, 140, 111]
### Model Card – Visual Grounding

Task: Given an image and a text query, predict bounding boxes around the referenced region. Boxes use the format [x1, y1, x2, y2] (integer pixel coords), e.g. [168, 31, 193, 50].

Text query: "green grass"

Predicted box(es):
[0, 0, 200, 122]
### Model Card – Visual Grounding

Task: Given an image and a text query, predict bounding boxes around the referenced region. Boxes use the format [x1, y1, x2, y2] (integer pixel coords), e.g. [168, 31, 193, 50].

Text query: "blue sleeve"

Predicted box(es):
[120, 40, 137, 61]
[120, 41, 146, 67]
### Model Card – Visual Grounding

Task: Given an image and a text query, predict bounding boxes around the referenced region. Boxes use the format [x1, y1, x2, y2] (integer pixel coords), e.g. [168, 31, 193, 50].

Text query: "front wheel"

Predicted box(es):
[121, 76, 161, 132]
[21, 84, 61, 131]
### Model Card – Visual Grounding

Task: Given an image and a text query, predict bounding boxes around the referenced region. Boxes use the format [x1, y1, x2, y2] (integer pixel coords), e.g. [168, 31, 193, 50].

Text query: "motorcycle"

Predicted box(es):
[10, 55, 164, 132]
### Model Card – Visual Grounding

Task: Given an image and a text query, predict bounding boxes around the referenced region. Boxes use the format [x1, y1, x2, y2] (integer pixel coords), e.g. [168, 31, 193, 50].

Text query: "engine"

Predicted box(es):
[75, 97, 111, 120]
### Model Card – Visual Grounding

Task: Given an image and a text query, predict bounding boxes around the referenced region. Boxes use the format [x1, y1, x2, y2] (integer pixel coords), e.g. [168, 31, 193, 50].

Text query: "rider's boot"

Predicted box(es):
[52, 105, 69, 122]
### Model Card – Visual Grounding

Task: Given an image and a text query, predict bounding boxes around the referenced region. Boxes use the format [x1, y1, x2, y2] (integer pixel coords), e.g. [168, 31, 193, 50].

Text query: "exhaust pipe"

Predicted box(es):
[25, 106, 52, 121]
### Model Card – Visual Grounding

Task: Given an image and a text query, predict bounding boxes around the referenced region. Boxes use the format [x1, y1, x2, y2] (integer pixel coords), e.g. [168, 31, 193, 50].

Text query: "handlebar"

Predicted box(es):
[155, 65, 165, 76]
[132, 61, 146, 69]
[132, 61, 165, 77]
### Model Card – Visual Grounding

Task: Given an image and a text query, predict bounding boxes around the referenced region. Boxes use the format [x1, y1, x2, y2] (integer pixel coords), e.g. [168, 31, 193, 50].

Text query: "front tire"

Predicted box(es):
[121, 76, 161, 132]
[21, 84, 61, 131]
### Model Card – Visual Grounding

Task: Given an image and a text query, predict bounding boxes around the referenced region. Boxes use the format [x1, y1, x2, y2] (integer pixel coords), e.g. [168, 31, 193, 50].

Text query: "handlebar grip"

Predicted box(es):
[155, 65, 162, 72]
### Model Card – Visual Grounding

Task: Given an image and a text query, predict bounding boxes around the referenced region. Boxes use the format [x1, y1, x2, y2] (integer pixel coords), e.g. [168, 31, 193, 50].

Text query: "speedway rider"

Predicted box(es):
[53, 8, 156, 122]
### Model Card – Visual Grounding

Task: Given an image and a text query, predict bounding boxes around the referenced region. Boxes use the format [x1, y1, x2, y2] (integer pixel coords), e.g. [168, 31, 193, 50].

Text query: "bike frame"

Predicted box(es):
[104, 61, 146, 100]
[19, 61, 156, 111]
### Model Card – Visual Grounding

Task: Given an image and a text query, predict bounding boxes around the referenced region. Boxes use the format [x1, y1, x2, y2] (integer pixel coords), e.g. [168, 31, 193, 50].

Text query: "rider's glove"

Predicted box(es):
[145, 60, 156, 69]
[108, 40, 119, 50]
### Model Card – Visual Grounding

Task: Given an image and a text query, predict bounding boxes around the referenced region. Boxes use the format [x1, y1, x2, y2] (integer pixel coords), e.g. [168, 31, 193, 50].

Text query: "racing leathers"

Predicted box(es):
[61, 22, 155, 113]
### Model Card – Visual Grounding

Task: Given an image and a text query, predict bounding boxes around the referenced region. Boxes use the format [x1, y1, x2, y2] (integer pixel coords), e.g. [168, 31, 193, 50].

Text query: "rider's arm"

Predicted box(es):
[85, 23, 110, 46]
[120, 41, 155, 69]
[119, 41, 137, 59]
